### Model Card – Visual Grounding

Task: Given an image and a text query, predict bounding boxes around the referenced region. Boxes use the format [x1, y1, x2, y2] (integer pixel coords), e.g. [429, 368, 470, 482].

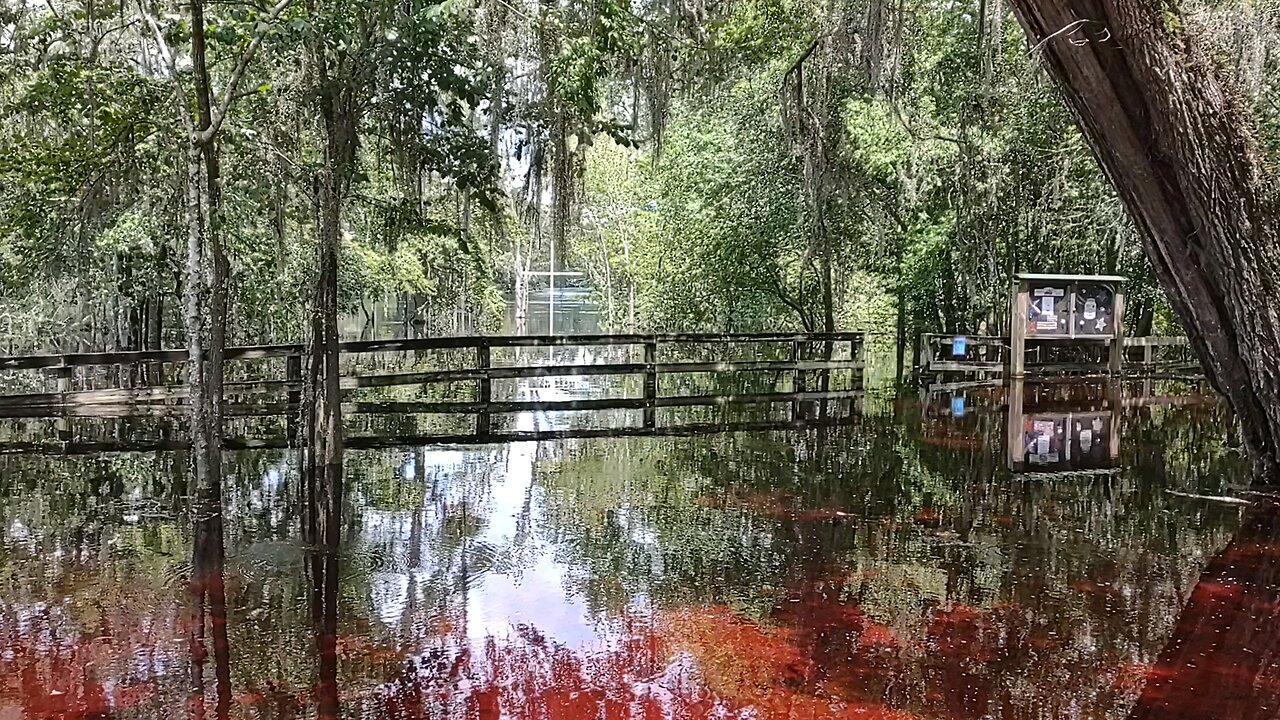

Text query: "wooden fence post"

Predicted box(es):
[477, 342, 492, 437]
[56, 358, 71, 395]
[643, 340, 657, 429]
[55, 358, 72, 440]
[286, 352, 302, 446]
[1010, 283, 1028, 378]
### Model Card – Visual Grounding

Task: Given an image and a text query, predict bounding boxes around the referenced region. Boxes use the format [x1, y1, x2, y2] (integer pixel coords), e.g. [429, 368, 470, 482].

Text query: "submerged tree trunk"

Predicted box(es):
[1007, 0, 1280, 479]
[304, 78, 351, 468]
[141, 1, 286, 708]
[184, 0, 231, 703]
[303, 100, 348, 720]
[303, 16, 356, 715]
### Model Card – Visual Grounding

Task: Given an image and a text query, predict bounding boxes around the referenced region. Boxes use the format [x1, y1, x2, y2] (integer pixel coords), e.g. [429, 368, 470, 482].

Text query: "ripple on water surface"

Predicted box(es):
[0, 386, 1261, 719]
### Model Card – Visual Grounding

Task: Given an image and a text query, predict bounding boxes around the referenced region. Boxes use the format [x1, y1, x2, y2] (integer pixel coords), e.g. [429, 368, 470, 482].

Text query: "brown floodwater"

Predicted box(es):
[0, 377, 1269, 719]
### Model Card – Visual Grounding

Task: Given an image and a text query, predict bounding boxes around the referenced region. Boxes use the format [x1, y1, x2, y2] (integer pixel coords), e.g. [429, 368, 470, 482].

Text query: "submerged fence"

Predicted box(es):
[0, 332, 867, 452]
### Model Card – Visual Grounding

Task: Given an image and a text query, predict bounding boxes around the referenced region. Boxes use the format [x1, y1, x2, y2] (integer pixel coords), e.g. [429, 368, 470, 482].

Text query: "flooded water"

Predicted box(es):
[2, 294, 1272, 719]
[0, 373, 1268, 719]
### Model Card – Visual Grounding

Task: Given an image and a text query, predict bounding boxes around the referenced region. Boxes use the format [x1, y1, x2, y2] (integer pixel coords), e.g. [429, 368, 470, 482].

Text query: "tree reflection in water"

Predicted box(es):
[306, 445, 344, 720]
[0, 389, 1267, 719]
[1130, 503, 1280, 720]
[188, 489, 232, 720]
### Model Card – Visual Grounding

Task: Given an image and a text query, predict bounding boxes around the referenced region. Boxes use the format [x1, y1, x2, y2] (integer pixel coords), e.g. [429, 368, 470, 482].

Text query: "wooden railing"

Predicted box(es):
[1123, 336, 1200, 377]
[918, 334, 1008, 377]
[0, 332, 866, 429]
[918, 332, 1202, 379]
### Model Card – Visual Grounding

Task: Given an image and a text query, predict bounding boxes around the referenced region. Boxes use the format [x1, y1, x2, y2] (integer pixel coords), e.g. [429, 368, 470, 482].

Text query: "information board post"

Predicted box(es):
[1109, 292, 1126, 375]
[1010, 283, 1028, 378]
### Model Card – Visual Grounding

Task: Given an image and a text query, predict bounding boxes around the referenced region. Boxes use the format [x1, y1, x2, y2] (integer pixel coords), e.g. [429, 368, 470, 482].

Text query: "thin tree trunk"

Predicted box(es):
[183, 0, 227, 700]
[182, 138, 212, 517]
[184, 0, 225, 497]
[896, 270, 906, 385]
[1007, 0, 1280, 479]
[821, 222, 834, 334]
[303, 17, 353, 716]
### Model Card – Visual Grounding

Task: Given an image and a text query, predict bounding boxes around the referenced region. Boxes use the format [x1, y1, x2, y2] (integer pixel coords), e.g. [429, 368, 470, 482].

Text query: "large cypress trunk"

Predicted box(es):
[1006, 0, 1280, 479]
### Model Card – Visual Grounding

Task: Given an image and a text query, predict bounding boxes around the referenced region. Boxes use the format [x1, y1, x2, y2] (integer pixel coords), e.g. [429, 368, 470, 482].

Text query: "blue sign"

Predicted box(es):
[951, 396, 966, 417]
[952, 335, 967, 356]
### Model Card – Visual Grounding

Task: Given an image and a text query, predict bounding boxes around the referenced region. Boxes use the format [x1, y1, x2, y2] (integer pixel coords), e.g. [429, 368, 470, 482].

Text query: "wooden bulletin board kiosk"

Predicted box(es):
[1009, 273, 1126, 377]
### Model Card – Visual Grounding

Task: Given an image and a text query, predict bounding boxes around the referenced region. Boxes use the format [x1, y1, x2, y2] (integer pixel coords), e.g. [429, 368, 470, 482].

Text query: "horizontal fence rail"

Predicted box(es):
[0, 332, 864, 371]
[918, 333, 1201, 379]
[0, 333, 867, 442]
[0, 415, 865, 457]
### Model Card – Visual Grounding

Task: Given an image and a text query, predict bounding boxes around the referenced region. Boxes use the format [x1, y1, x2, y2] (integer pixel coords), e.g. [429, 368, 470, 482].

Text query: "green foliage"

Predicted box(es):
[712, 0, 808, 66]
[0, 58, 167, 285]
[0, 0, 1274, 354]
[569, 0, 1234, 352]
[545, 0, 641, 120]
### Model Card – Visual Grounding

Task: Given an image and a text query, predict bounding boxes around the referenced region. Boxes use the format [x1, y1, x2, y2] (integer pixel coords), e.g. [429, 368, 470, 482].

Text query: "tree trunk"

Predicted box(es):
[184, 0, 225, 497]
[305, 76, 350, 515]
[303, 18, 354, 714]
[896, 279, 907, 386]
[146, 291, 163, 384]
[182, 139, 214, 510]
[304, 114, 346, 714]
[183, 0, 230, 701]
[820, 218, 835, 334]
[1007, 0, 1280, 479]
[191, 0, 227, 444]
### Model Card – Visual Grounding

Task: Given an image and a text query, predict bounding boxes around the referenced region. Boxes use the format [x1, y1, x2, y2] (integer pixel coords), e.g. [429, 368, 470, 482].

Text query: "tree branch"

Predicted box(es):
[199, 0, 293, 144]
[782, 38, 820, 85]
[138, 1, 195, 136]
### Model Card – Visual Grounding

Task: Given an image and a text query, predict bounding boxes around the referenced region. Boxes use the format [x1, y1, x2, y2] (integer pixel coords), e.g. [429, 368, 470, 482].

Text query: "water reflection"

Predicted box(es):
[0, 381, 1261, 719]
[189, 489, 232, 720]
[1130, 503, 1280, 720]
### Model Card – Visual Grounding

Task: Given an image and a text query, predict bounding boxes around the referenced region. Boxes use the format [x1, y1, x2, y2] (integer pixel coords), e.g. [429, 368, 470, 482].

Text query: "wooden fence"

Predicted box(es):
[0, 332, 866, 437]
[918, 333, 1201, 379]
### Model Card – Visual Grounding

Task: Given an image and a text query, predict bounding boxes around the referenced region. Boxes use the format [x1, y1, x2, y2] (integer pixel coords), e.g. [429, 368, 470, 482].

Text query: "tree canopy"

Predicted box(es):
[0, 0, 1277, 456]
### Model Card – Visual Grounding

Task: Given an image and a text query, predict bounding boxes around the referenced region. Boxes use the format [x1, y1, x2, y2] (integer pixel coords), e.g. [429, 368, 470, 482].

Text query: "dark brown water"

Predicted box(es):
[0, 379, 1266, 720]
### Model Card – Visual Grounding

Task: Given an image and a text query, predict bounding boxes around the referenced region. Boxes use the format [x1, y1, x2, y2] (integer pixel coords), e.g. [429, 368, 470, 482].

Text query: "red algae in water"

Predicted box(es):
[911, 509, 941, 527]
[661, 605, 918, 720]
[858, 621, 902, 650]
[355, 605, 920, 720]
[0, 626, 170, 719]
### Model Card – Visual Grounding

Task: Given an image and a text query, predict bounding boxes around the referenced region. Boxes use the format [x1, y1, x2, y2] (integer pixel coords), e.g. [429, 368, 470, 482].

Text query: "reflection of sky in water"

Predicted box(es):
[363, 362, 609, 651]
[0, 358, 1266, 719]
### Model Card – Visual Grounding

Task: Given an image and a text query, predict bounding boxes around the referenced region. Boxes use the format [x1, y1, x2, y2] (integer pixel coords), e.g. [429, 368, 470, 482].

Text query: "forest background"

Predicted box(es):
[1, 0, 1276, 384]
